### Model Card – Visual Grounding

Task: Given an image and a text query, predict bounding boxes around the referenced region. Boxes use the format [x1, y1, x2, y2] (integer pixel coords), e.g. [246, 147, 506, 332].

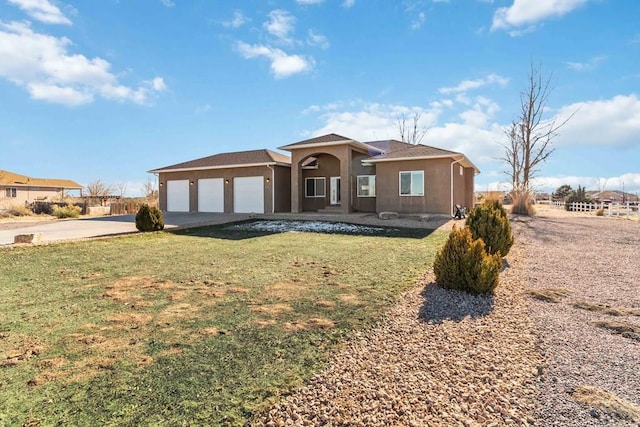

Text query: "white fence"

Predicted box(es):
[551, 201, 640, 219]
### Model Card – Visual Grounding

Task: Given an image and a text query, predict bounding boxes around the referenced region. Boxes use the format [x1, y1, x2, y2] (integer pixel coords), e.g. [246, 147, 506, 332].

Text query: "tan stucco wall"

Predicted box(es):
[158, 165, 291, 213]
[300, 154, 340, 211]
[351, 152, 376, 213]
[374, 158, 474, 215]
[0, 186, 65, 209]
[273, 165, 292, 213]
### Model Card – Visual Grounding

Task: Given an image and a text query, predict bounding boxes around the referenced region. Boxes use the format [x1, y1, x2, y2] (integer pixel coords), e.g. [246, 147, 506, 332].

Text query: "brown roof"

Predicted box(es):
[0, 170, 82, 189]
[149, 149, 291, 172]
[280, 133, 352, 148]
[366, 139, 414, 154]
[367, 143, 462, 160]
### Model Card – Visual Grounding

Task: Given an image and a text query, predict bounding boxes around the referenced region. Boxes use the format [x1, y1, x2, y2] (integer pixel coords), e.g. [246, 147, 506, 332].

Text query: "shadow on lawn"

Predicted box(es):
[172, 219, 436, 240]
[419, 282, 495, 324]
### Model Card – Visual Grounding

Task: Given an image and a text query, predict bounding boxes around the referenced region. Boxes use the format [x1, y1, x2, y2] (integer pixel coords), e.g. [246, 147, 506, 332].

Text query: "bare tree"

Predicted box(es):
[142, 179, 158, 201]
[502, 63, 574, 213]
[397, 112, 428, 145]
[115, 182, 127, 199]
[85, 180, 113, 198]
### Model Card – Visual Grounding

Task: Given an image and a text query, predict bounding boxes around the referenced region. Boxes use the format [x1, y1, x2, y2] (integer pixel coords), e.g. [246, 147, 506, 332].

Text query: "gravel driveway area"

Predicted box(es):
[253, 208, 640, 426]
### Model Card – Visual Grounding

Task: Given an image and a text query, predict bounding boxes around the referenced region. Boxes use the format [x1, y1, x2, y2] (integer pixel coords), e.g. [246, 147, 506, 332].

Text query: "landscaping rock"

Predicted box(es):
[14, 233, 42, 244]
[378, 211, 398, 220]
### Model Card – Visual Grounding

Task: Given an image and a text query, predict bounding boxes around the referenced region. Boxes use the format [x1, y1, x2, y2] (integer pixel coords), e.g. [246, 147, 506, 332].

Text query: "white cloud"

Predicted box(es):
[411, 12, 426, 29]
[492, 0, 591, 32]
[439, 73, 509, 94]
[159, 0, 174, 7]
[263, 10, 296, 44]
[554, 94, 640, 147]
[296, 0, 325, 4]
[566, 55, 605, 71]
[7, 0, 71, 25]
[0, 21, 166, 106]
[235, 42, 313, 78]
[307, 30, 329, 49]
[342, 0, 356, 7]
[528, 173, 640, 194]
[222, 10, 248, 29]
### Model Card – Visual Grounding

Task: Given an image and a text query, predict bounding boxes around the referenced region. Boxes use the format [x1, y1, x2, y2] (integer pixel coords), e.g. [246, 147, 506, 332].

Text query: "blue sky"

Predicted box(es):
[1, 0, 639, 196]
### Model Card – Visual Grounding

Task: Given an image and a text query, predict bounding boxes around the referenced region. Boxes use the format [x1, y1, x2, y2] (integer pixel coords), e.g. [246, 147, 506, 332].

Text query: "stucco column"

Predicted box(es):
[340, 147, 351, 214]
[291, 155, 300, 213]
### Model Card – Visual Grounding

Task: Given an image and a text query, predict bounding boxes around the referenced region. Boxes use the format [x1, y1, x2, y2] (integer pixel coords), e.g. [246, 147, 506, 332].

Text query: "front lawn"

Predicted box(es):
[0, 221, 446, 425]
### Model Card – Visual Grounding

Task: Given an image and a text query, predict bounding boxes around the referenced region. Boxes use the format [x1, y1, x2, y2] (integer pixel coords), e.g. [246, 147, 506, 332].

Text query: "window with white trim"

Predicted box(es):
[305, 177, 326, 198]
[357, 175, 376, 197]
[5, 187, 17, 198]
[399, 171, 424, 196]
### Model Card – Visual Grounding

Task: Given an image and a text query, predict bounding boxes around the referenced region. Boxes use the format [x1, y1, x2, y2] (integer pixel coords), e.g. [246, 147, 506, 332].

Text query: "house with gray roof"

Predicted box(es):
[149, 134, 479, 215]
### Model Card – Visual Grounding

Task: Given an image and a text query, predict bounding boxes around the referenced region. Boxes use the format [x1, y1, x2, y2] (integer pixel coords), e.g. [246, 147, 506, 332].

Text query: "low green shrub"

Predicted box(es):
[135, 204, 164, 232]
[433, 226, 502, 294]
[466, 200, 514, 257]
[52, 204, 81, 219]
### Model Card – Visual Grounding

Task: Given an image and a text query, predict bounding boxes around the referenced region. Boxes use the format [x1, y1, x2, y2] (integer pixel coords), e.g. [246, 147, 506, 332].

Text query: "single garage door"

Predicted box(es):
[166, 180, 189, 212]
[233, 176, 264, 213]
[198, 178, 224, 212]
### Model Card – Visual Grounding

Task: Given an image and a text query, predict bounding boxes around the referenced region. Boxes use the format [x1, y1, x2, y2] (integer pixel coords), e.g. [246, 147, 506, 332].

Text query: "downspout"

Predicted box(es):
[450, 157, 464, 217]
[267, 165, 275, 214]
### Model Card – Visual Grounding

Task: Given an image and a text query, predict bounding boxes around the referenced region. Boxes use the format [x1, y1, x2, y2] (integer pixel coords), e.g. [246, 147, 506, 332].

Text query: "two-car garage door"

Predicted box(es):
[166, 177, 264, 213]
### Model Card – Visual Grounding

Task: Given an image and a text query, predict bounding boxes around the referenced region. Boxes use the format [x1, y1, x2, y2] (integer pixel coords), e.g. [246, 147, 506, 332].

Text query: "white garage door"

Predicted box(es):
[198, 178, 224, 212]
[233, 176, 264, 213]
[166, 180, 189, 212]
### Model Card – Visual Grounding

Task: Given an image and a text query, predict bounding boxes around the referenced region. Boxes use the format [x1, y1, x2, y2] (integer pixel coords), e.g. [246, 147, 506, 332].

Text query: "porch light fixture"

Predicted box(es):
[159, 182, 163, 187]
[225, 179, 230, 184]
[190, 181, 194, 185]
[265, 177, 270, 183]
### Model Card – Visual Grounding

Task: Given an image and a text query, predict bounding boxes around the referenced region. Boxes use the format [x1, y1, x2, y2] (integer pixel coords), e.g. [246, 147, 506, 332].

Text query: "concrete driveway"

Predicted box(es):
[0, 212, 252, 245]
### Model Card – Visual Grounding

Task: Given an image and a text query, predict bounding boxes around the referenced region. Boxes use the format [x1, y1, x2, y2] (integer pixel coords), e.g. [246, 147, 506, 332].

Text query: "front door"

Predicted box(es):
[330, 176, 341, 205]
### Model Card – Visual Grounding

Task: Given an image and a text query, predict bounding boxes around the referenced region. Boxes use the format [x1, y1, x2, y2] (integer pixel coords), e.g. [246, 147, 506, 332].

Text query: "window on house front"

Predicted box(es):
[357, 175, 376, 197]
[399, 171, 424, 196]
[305, 177, 326, 198]
[5, 188, 17, 198]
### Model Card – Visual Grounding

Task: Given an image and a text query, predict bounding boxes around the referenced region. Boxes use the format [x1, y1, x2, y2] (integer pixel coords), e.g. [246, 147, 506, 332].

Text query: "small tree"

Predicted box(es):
[433, 226, 502, 294]
[135, 204, 164, 232]
[142, 180, 159, 203]
[465, 200, 514, 257]
[553, 184, 573, 201]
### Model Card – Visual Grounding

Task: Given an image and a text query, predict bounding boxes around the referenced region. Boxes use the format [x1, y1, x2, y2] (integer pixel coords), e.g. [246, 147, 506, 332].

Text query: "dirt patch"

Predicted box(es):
[250, 303, 294, 317]
[255, 319, 278, 328]
[0, 334, 46, 367]
[199, 327, 221, 337]
[283, 317, 335, 331]
[35, 356, 67, 369]
[316, 300, 336, 308]
[27, 370, 68, 386]
[527, 288, 572, 303]
[262, 280, 313, 301]
[169, 291, 188, 301]
[571, 385, 640, 422]
[338, 293, 361, 305]
[104, 312, 153, 327]
[156, 303, 198, 326]
[592, 320, 640, 341]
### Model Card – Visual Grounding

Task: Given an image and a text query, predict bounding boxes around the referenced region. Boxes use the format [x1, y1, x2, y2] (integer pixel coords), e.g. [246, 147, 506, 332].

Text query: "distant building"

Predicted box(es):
[0, 170, 82, 209]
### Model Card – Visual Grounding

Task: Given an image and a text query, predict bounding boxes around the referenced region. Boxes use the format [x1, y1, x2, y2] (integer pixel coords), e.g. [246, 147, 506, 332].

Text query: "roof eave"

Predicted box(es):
[148, 161, 291, 174]
[278, 139, 383, 154]
[364, 154, 480, 174]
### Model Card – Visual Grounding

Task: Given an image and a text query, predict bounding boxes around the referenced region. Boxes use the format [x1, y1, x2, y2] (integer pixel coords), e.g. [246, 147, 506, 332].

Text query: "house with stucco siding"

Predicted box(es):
[149, 133, 479, 216]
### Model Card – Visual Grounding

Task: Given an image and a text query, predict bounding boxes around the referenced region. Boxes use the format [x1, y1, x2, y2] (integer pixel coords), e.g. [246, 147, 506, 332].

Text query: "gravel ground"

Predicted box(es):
[253, 207, 639, 426]
[254, 226, 542, 426]
[516, 208, 640, 426]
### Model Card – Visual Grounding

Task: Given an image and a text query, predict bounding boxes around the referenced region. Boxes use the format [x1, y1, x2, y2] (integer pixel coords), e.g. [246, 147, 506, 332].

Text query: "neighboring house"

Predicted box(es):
[149, 133, 479, 215]
[0, 170, 82, 209]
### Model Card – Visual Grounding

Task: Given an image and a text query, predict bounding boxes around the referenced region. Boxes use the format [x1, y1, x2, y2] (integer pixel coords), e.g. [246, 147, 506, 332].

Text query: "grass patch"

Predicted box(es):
[572, 301, 640, 317]
[572, 385, 640, 422]
[592, 320, 640, 341]
[527, 288, 572, 303]
[0, 222, 445, 425]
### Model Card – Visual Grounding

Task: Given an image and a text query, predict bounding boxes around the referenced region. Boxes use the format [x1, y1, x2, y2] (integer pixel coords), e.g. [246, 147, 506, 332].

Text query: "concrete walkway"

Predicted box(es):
[0, 213, 252, 245]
